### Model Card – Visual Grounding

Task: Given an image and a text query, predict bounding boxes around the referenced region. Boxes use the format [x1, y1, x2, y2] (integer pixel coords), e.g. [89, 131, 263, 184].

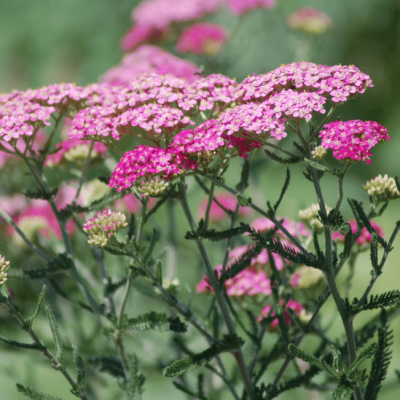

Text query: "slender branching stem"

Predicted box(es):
[307, 104, 337, 143]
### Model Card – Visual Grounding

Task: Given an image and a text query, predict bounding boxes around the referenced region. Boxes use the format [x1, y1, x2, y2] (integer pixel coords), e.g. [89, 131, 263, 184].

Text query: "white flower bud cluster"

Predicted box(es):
[64, 144, 103, 168]
[311, 145, 327, 161]
[299, 203, 331, 233]
[83, 209, 128, 247]
[292, 265, 323, 289]
[363, 174, 400, 204]
[0, 255, 10, 286]
[137, 177, 169, 197]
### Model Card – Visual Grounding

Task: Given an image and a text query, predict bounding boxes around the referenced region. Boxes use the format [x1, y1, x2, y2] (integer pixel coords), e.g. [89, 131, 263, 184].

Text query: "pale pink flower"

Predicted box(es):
[287, 7, 333, 35]
[114, 194, 157, 214]
[121, 24, 164, 52]
[226, 0, 276, 16]
[258, 299, 308, 327]
[176, 23, 228, 56]
[197, 192, 253, 221]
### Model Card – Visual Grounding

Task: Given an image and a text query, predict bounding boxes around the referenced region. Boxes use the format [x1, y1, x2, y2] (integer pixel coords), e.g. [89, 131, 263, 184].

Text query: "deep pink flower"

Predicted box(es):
[226, 0, 276, 15]
[114, 194, 157, 214]
[176, 23, 228, 56]
[258, 299, 306, 327]
[319, 120, 389, 164]
[197, 192, 253, 221]
[332, 220, 384, 246]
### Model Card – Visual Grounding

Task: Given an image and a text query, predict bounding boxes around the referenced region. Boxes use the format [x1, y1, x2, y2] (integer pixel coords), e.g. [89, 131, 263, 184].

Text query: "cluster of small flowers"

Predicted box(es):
[249, 217, 311, 240]
[287, 7, 333, 35]
[0, 98, 55, 142]
[116, 103, 194, 139]
[176, 23, 228, 56]
[264, 89, 326, 121]
[258, 299, 310, 327]
[109, 145, 197, 192]
[0, 255, 10, 286]
[319, 120, 390, 164]
[100, 45, 199, 85]
[290, 265, 324, 289]
[45, 138, 108, 168]
[233, 62, 373, 104]
[332, 220, 385, 246]
[363, 174, 400, 204]
[83, 209, 128, 247]
[298, 203, 331, 233]
[227, 0, 275, 15]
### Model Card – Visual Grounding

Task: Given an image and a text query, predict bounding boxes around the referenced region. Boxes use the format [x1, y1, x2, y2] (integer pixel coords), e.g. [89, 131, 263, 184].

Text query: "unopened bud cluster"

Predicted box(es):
[311, 146, 327, 161]
[137, 177, 170, 197]
[0, 255, 10, 286]
[83, 209, 128, 247]
[363, 174, 400, 204]
[299, 203, 331, 233]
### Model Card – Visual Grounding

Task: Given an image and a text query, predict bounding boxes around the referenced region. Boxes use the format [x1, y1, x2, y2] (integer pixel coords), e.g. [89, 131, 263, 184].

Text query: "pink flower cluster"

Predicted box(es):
[176, 23, 228, 56]
[249, 217, 311, 239]
[332, 220, 384, 246]
[197, 192, 253, 221]
[226, 0, 275, 15]
[287, 7, 333, 35]
[258, 299, 305, 327]
[233, 62, 373, 104]
[100, 45, 199, 85]
[121, 25, 164, 53]
[319, 120, 390, 164]
[44, 138, 108, 167]
[109, 145, 197, 191]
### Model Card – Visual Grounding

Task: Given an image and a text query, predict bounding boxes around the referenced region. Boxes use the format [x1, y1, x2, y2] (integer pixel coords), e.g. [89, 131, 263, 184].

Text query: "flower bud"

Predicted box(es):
[287, 7, 333, 35]
[363, 174, 400, 204]
[137, 177, 170, 197]
[0, 255, 10, 286]
[299, 203, 331, 233]
[83, 209, 128, 247]
[312, 146, 327, 161]
[291, 266, 324, 289]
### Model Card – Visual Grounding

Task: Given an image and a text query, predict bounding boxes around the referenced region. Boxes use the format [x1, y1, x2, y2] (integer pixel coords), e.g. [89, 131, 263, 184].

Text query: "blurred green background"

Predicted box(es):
[1, 0, 400, 399]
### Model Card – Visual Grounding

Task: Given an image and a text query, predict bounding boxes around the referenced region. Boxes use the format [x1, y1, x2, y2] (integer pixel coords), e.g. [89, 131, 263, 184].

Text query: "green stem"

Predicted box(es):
[5, 298, 88, 400]
[201, 181, 216, 233]
[308, 105, 337, 143]
[178, 178, 255, 400]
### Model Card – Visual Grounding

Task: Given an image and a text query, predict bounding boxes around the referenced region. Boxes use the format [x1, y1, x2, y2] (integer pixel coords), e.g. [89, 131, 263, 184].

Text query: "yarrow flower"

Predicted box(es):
[319, 120, 390, 164]
[249, 217, 310, 240]
[83, 209, 128, 247]
[176, 23, 228, 56]
[258, 299, 310, 327]
[197, 192, 253, 222]
[45, 139, 108, 168]
[109, 145, 197, 193]
[121, 25, 164, 52]
[226, 0, 276, 16]
[290, 265, 324, 289]
[312, 145, 328, 160]
[0, 255, 10, 286]
[332, 220, 385, 246]
[233, 62, 373, 104]
[287, 7, 333, 35]
[363, 174, 400, 204]
[100, 45, 199, 85]
[298, 203, 332, 233]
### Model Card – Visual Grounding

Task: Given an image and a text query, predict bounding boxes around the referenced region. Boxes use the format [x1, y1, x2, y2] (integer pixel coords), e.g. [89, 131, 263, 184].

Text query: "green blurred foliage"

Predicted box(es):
[1, 0, 400, 399]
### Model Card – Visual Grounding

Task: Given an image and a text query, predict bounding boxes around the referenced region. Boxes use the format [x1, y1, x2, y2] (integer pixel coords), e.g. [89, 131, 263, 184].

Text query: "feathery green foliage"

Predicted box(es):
[72, 345, 85, 394]
[304, 158, 330, 172]
[25, 285, 47, 328]
[88, 355, 124, 378]
[44, 306, 63, 363]
[266, 167, 290, 215]
[0, 334, 43, 350]
[121, 312, 187, 333]
[23, 186, 58, 200]
[16, 384, 65, 400]
[263, 149, 302, 164]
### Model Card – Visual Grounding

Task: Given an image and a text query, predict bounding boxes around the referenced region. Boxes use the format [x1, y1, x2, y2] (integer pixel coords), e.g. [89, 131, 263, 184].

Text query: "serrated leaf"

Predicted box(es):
[26, 285, 47, 328]
[155, 261, 163, 287]
[304, 158, 330, 171]
[236, 193, 251, 207]
[45, 306, 63, 364]
[16, 384, 65, 400]
[0, 334, 43, 351]
[23, 187, 58, 200]
[370, 233, 380, 275]
[345, 342, 377, 377]
[286, 307, 304, 331]
[264, 148, 302, 164]
[288, 344, 324, 371]
[72, 345, 85, 392]
[121, 312, 187, 333]
[88, 355, 124, 378]
[332, 384, 354, 400]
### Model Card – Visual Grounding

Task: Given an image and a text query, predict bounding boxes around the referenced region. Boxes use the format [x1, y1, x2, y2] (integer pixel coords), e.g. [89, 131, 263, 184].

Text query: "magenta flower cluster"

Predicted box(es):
[319, 120, 390, 164]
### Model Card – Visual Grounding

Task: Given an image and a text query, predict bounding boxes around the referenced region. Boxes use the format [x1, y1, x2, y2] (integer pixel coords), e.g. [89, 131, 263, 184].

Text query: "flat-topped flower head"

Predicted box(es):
[0, 98, 55, 142]
[226, 0, 276, 16]
[319, 120, 389, 164]
[299, 203, 332, 233]
[45, 138, 108, 168]
[332, 220, 384, 246]
[177, 23, 228, 56]
[83, 209, 128, 247]
[233, 62, 373, 104]
[287, 7, 333, 35]
[216, 102, 287, 143]
[0, 255, 10, 286]
[109, 145, 197, 192]
[101, 45, 199, 85]
[363, 174, 400, 204]
[258, 299, 310, 327]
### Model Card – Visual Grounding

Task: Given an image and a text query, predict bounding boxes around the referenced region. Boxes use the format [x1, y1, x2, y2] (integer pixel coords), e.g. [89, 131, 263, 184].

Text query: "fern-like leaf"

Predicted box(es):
[72, 345, 85, 393]
[88, 355, 124, 378]
[0, 334, 43, 351]
[25, 285, 47, 328]
[45, 306, 63, 364]
[264, 148, 302, 164]
[121, 312, 187, 333]
[16, 384, 65, 400]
